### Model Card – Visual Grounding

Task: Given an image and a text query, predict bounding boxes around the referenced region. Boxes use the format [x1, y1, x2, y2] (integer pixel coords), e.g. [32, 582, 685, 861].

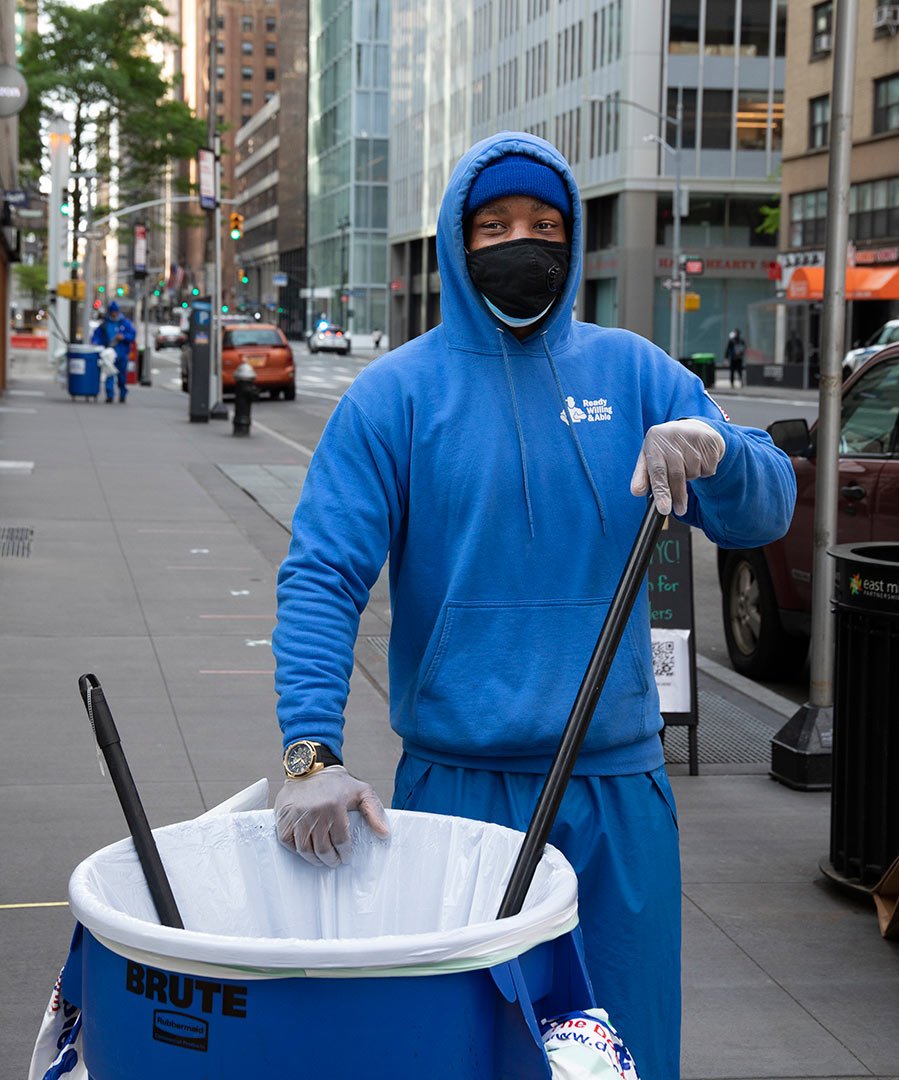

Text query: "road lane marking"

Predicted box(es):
[0, 901, 68, 910]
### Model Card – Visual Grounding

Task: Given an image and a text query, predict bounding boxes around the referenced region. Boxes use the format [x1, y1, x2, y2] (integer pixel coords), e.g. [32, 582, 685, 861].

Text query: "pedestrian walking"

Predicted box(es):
[271, 132, 796, 1080]
[372, 327, 383, 349]
[91, 301, 136, 402]
[725, 327, 746, 387]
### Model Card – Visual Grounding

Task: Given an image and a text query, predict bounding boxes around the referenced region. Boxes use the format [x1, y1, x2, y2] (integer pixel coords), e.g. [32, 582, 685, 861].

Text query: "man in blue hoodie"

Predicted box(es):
[272, 132, 796, 1078]
[91, 300, 136, 402]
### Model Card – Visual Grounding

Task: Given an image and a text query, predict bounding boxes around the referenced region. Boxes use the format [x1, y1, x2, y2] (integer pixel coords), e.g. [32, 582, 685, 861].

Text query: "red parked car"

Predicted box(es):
[719, 343, 899, 679]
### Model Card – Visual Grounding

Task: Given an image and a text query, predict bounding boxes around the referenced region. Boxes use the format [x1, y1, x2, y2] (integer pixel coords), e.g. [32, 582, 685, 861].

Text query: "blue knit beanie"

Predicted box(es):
[464, 154, 571, 222]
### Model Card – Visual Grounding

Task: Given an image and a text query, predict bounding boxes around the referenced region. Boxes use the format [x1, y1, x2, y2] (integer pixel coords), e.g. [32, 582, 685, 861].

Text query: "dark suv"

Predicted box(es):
[719, 343, 899, 680]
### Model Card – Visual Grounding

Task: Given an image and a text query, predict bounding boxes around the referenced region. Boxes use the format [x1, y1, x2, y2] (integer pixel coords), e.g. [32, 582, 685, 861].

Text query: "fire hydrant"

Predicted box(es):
[232, 361, 256, 436]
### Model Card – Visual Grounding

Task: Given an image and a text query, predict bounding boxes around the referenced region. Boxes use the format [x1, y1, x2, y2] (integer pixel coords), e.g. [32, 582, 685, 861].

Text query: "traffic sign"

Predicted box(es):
[681, 257, 704, 276]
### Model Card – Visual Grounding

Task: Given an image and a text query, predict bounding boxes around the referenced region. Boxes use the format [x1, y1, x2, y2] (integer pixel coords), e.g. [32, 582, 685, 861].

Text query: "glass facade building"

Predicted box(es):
[307, 0, 390, 334]
[388, 0, 786, 358]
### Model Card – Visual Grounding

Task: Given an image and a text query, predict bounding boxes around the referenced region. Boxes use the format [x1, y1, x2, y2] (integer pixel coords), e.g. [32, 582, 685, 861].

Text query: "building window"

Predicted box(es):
[216, 40, 224, 53]
[740, 0, 771, 56]
[873, 74, 899, 135]
[242, 15, 253, 31]
[265, 41, 276, 56]
[811, 2, 833, 58]
[216, 15, 224, 29]
[264, 91, 275, 103]
[242, 41, 253, 55]
[242, 115, 252, 127]
[242, 66, 253, 80]
[669, 0, 699, 54]
[736, 91, 784, 150]
[702, 89, 733, 149]
[265, 67, 277, 82]
[705, 1, 734, 56]
[790, 189, 827, 247]
[241, 90, 253, 106]
[216, 65, 225, 80]
[667, 87, 697, 148]
[775, 0, 787, 56]
[809, 95, 830, 149]
[216, 90, 224, 104]
[849, 177, 899, 241]
[265, 16, 276, 32]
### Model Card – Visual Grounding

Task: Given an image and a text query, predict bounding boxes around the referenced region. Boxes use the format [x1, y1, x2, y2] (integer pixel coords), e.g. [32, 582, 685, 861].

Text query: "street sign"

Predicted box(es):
[681, 291, 701, 312]
[681, 256, 704, 275]
[272, 272, 288, 287]
[57, 280, 86, 300]
[198, 148, 216, 211]
[133, 223, 148, 279]
[4, 189, 27, 206]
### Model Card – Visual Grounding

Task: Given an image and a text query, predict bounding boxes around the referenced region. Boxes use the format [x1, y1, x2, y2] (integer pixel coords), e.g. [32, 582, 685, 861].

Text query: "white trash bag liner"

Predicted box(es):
[68, 808, 578, 979]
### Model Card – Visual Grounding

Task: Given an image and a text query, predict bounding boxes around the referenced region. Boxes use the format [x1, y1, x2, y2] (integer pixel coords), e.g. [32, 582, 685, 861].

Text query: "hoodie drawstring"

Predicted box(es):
[498, 329, 536, 539]
[542, 334, 607, 533]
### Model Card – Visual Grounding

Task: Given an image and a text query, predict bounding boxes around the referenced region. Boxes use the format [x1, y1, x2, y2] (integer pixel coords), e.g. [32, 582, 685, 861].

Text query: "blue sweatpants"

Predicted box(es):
[105, 356, 128, 401]
[392, 754, 682, 1080]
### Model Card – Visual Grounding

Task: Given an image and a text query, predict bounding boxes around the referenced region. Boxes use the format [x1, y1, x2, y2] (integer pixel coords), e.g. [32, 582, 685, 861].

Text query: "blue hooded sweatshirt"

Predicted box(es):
[273, 131, 796, 776]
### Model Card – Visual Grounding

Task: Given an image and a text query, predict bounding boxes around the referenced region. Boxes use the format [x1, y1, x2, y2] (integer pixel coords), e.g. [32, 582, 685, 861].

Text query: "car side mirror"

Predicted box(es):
[767, 418, 812, 456]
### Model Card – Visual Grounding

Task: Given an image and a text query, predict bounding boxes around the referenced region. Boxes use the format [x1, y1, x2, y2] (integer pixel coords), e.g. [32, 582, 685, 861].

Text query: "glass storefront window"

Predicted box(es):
[702, 89, 732, 150]
[736, 91, 783, 151]
[740, 0, 770, 55]
[705, 0, 736, 55]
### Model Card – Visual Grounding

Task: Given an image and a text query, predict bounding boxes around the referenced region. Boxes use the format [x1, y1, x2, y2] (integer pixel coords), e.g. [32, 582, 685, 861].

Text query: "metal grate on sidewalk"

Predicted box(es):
[0, 527, 33, 557]
[664, 688, 776, 765]
[365, 637, 775, 767]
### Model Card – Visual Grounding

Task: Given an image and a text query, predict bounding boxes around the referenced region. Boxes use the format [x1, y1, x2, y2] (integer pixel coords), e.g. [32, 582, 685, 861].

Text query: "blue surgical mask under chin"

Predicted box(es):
[480, 294, 556, 328]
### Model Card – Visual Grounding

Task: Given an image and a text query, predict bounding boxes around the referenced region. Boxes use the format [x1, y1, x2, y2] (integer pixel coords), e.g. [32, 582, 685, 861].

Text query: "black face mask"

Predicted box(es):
[466, 237, 570, 327]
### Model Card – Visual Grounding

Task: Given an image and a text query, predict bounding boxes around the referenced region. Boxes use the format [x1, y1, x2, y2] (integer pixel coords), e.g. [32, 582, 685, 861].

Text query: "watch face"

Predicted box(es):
[285, 741, 316, 776]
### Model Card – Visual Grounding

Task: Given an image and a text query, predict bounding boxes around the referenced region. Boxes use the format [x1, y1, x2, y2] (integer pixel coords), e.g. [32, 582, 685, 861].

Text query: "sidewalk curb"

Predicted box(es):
[695, 653, 796, 719]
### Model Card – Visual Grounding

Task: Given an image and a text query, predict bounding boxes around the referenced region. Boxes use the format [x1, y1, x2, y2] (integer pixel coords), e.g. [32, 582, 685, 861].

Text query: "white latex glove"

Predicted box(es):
[630, 419, 726, 516]
[274, 766, 390, 867]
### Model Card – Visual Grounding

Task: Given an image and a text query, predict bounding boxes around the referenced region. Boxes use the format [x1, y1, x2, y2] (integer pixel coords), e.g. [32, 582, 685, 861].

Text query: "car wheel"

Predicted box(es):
[721, 549, 807, 680]
[283, 383, 296, 401]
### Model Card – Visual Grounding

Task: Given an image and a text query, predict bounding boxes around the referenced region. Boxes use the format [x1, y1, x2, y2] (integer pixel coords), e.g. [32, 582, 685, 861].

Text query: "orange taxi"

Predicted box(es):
[222, 323, 296, 399]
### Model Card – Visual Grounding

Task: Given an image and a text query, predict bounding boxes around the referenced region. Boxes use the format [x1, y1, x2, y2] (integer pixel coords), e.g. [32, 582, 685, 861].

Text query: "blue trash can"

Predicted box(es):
[67, 344, 101, 400]
[66, 808, 593, 1079]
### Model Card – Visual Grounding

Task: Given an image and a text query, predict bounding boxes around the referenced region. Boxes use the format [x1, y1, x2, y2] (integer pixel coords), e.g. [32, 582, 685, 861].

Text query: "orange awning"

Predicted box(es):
[786, 265, 899, 301]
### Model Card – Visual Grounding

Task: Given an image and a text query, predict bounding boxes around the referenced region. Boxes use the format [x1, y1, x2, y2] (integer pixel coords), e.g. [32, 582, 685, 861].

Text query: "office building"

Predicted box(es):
[782, 0, 899, 366]
[305, 0, 390, 336]
[389, 0, 786, 356]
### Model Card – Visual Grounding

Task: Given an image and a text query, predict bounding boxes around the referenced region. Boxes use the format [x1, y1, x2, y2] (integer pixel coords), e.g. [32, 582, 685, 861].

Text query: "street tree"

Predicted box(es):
[12, 261, 49, 307]
[18, 0, 207, 328]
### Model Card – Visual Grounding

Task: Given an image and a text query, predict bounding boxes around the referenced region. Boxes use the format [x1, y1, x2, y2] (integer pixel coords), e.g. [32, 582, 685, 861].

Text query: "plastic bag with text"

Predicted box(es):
[542, 1009, 641, 1079]
[27, 967, 87, 1080]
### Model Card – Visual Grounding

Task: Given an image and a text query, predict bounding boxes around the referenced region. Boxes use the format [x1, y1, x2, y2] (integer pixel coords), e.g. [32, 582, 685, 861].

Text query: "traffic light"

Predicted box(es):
[239, 269, 249, 285]
[221, 304, 229, 313]
[116, 286, 125, 297]
[60, 201, 70, 216]
[229, 212, 244, 240]
[191, 287, 200, 296]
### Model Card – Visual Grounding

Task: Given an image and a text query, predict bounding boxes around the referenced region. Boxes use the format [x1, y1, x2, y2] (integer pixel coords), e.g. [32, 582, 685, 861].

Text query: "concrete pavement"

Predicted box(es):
[1, 346, 896, 1079]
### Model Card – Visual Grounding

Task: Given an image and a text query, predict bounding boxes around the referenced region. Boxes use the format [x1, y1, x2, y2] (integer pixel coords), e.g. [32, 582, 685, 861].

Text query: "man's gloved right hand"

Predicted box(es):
[274, 766, 390, 868]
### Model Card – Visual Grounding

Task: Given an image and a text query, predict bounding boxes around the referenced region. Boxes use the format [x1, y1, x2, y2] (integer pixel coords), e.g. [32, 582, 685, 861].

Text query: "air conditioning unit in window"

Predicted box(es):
[873, 4, 899, 31]
[813, 31, 832, 52]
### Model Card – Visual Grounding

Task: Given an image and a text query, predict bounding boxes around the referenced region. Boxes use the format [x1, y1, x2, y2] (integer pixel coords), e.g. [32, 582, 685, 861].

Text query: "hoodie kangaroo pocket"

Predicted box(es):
[416, 598, 649, 755]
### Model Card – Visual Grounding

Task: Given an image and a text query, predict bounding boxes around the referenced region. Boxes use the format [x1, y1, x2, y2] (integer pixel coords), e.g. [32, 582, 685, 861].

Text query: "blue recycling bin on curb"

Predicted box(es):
[66, 344, 101, 400]
[64, 807, 593, 1079]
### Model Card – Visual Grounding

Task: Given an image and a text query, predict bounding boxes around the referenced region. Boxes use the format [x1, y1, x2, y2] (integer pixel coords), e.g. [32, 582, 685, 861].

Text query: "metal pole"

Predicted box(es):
[770, 0, 858, 790]
[81, 176, 95, 345]
[810, 0, 857, 708]
[212, 132, 224, 415]
[670, 86, 683, 361]
[142, 278, 152, 385]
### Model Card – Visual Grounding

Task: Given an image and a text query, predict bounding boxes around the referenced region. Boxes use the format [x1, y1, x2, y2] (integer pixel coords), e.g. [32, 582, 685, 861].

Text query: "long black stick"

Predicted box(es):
[497, 500, 665, 919]
[78, 674, 184, 929]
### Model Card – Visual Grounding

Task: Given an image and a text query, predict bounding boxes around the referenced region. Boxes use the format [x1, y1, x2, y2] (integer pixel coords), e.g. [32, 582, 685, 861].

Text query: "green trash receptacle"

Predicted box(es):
[690, 352, 717, 389]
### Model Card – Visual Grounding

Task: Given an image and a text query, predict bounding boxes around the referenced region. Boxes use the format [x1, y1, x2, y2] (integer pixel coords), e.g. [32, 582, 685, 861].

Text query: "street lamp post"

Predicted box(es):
[589, 89, 683, 359]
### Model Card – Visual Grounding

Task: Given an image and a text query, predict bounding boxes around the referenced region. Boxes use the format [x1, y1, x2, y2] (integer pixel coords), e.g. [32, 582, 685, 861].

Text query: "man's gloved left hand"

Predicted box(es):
[630, 419, 726, 516]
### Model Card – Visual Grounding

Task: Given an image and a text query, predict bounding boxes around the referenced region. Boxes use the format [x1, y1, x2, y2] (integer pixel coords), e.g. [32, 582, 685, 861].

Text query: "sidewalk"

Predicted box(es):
[1, 348, 896, 1079]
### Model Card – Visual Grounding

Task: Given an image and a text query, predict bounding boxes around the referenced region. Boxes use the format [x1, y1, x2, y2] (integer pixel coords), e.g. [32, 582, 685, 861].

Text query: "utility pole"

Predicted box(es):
[771, 0, 859, 790]
[79, 172, 99, 346]
[338, 216, 350, 327]
[47, 119, 71, 360]
[206, 0, 227, 418]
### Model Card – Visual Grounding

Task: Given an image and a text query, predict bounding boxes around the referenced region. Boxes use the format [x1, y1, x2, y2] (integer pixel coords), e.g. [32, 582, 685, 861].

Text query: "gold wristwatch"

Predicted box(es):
[282, 740, 342, 779]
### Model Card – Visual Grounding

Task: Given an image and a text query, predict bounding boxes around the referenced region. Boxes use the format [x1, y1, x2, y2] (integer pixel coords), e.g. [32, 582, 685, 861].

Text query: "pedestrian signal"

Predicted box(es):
[229, 212, 244, 240]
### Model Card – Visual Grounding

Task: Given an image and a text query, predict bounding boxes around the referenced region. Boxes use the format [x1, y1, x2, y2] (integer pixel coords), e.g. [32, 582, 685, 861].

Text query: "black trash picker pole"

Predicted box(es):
[78, 674, 184, 929]
[497, 499, 665, 920]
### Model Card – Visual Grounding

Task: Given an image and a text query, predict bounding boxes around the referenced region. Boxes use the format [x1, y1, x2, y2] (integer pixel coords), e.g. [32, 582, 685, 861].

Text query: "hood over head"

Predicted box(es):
[437, 132, 582, 353]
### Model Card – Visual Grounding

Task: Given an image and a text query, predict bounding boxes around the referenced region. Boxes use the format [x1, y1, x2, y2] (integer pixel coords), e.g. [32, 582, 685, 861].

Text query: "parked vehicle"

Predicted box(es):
[155, 324, 187, 350]
[841, 319, 899, 379]
[719, 343, 899, 680]
[180, 322, 296, 399]
[308, 323, 351, 355]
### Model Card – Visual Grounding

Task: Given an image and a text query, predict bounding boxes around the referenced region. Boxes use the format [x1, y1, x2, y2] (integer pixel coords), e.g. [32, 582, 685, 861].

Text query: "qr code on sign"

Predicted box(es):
[652, 639, 676, 678]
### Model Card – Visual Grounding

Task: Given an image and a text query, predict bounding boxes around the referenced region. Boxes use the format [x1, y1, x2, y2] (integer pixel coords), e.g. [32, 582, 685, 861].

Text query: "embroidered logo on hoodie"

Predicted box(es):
[560, 396, 614, 425]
